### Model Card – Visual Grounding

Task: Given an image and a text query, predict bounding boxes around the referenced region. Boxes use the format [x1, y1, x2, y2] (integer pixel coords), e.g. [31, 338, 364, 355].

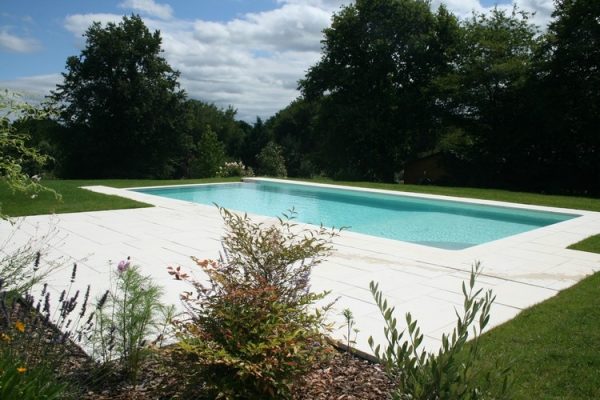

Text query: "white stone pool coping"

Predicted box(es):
[2, 177, 599, 355]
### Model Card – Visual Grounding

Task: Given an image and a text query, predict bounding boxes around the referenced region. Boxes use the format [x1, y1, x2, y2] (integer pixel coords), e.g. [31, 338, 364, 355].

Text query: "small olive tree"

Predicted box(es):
[369, 263, 512, 399]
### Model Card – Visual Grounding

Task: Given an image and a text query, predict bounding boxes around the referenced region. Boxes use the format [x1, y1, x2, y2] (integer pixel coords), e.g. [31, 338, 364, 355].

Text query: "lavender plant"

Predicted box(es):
[0, 263, 95, 399]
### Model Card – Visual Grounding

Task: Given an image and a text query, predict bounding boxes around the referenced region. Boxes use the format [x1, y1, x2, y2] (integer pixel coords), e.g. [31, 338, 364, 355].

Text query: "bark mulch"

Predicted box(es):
[79, 346, 394, 399]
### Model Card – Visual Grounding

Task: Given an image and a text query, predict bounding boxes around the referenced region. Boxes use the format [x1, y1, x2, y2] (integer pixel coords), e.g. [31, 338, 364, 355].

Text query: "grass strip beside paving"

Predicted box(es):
[0, 177, 240, 217]
[474, 270, 600, 399]
[568, 234, 600, 253]
[304, 178, 600, 212]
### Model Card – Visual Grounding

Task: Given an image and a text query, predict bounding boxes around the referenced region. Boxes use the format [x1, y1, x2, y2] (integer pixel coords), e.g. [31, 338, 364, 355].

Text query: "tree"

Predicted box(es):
[436, 7, 540, 187]
[181, 100, 245, 159]
[241, 117, 271, 169]
[190, 127, 226, 178]
[257, 141, 287, 177]
[177, 99, 246, 177]
[51, 15, 185, 178]
[300, 0, 459, 181]
[535, 0, 600, 194]
[266, 98, 320, 177]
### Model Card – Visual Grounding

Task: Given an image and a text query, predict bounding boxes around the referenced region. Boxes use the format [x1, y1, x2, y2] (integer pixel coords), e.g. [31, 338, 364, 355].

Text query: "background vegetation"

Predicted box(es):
[5, 0, 598, 196]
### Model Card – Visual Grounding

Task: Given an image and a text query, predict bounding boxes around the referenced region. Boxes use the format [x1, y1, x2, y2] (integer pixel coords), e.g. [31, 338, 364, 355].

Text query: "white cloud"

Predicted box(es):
[0, 28, 41, 53]
[0, 73, 62, 102]
[515, 0, 555, 28]
[64, 13, 123, 37]
[119, 0, 173, 20]
[433, 0, 554, 28]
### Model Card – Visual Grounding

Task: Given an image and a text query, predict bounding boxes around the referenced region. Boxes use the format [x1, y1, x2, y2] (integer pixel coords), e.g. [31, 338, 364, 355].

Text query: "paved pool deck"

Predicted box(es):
[1, 178, 599, 355]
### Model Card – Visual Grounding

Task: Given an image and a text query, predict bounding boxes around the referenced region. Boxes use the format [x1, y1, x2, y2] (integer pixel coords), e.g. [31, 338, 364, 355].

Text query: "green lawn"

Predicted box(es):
[568, 234, 600, 253]
[0, 177, 240, 217]
[474, 270, 600, 399]
[304, 178, 600, 212]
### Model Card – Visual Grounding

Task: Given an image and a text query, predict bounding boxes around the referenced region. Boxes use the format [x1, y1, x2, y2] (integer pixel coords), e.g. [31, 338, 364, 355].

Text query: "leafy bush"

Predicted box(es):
[216, 161, 254, 177]
[257, 141, 287, 177]
[369, 263, 512, 400]
[0, 90, 54, 206]
[89, 259, 166, 382]
[172, 208, 337, 399]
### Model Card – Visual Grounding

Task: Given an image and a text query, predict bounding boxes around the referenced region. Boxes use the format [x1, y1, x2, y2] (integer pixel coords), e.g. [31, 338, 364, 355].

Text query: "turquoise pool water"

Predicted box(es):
[133, 181, 579, 250]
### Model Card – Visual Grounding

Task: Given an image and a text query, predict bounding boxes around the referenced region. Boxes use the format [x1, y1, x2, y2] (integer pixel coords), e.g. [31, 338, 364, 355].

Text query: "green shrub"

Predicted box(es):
[0, 90, 55, 216]
[369, 263, 512, 400]
[172, 208, 337, 399]
[257, 141, 287, 177]
[216, 161, 254, 177]
[89, 260, 165, 382]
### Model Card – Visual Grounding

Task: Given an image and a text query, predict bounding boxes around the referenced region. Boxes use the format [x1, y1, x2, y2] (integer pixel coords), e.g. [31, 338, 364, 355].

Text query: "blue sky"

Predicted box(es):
[1, 0, 554, 120]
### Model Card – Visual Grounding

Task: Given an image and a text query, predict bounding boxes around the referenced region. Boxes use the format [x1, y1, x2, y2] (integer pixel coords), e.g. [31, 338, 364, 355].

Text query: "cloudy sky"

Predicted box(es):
[1, 0, 555, 121]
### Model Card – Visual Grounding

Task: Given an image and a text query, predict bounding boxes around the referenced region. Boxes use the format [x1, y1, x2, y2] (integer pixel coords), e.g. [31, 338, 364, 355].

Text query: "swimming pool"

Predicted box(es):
[133, 180, 579, 250]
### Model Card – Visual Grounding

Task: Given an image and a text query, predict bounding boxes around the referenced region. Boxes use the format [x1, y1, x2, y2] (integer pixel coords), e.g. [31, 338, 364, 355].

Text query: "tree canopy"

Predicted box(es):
[51, 15, 185, 178]
[300, 0, 460, 181]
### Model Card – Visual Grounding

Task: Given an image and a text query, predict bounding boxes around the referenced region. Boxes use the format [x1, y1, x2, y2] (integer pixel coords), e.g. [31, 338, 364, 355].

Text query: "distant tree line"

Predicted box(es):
[273, 0, 599, 195]
[10, 0, 600, 195]
[15, 15, 282, 180]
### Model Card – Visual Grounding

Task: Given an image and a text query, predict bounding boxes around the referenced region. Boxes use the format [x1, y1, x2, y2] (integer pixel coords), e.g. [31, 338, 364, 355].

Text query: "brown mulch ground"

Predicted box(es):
[296, 351, 394, 400]
[79, 346, 394, 400]
[3, 299, 394, 399]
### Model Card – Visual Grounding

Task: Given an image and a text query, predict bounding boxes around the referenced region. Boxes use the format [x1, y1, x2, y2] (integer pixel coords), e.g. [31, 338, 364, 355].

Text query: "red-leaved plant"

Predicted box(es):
[172, 207, 338, 399]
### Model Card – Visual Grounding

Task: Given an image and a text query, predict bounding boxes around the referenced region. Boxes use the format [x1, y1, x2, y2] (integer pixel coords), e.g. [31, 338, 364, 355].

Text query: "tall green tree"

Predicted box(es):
[190, 127, 226, 178]
[301, 0, 459, 181]
[177, 99, 245, 177]
[241, 117, 271, 169]
[181, 100, 245, 159]
[436, 7, 540, 187]
[536, 0, 600, 194]
[266, 98, 319, 177]
[51, 15, 185, 178]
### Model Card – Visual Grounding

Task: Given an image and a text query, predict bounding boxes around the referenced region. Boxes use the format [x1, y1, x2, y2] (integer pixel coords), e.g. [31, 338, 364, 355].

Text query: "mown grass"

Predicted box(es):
[474, 271, 600, 399]
[568, 234, 600, 253]
[0, 177, 240, 217]
[304, 178, 600, 212]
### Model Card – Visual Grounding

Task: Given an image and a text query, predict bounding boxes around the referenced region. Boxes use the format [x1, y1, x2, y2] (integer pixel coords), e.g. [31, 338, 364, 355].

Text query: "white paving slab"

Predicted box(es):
[1, 179, 599, 357]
